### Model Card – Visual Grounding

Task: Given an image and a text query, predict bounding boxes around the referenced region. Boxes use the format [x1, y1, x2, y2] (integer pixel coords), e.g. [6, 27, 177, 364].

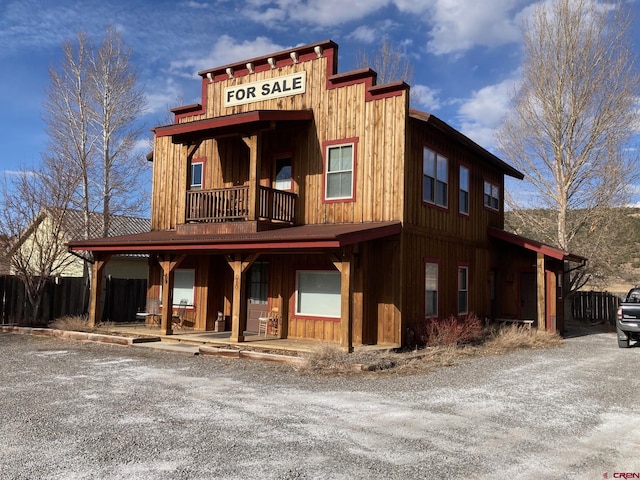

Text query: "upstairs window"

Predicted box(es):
[325, 141, 355, 201]
[423, 147, 448, 208]
[484, 180, 500, 211]
[191, 160, 204, 190]
[459, 166, 469, 215]
[274, 157, 292, 191]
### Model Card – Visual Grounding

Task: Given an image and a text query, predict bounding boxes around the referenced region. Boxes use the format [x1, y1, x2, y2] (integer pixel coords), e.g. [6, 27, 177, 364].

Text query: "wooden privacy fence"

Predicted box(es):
[571, 291, 621, 325]
[0, 275, 146, 325]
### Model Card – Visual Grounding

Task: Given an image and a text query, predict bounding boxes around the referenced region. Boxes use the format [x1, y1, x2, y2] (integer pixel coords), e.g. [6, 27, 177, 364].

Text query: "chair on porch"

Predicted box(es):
[172, 299, 189, 329]
[136, 298, 161, 326]
[258, 308, 280, 337]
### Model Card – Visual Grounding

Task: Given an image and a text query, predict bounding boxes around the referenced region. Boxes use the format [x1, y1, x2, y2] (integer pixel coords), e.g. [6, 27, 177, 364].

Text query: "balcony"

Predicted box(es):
[186, 185, 297, 226]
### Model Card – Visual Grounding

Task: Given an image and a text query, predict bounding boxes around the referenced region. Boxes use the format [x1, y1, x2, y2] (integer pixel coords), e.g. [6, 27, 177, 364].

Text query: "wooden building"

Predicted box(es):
[69, 40, 585, 349]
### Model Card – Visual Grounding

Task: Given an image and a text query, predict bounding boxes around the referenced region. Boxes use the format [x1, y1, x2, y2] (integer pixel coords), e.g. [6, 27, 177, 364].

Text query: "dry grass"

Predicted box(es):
[301, 324, 563, 375]
[49, 315, 94, 332]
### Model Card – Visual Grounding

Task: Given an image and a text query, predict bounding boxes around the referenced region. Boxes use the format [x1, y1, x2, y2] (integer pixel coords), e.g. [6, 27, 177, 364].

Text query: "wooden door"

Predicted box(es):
[520, 272, 537, 321]
[246, 261, 269, 332]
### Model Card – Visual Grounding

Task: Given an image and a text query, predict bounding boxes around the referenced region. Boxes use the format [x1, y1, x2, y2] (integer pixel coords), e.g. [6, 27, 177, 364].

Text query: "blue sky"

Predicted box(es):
[1, 0, 639, 198]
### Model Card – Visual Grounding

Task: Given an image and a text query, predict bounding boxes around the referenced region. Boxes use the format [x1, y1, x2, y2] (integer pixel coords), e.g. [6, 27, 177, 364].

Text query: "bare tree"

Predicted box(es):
[43, 32, 95, 240]
[43, 27, 148, 240]
[356, 37, 414, 85]
[497, 0, 640, 291]
[0, 162, 80, 323]
[89, 27, 147, 236]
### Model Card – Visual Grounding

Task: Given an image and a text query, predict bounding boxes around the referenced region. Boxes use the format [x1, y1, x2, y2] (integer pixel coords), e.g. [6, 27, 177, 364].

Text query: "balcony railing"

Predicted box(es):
[186, 185, 296, 224]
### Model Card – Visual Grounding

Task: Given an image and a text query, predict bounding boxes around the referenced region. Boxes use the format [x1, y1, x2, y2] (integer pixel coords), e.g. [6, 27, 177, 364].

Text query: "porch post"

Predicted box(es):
[332, 249, 353, 353]
[243, 133, 262, 221]
[226, 253, 259, 343]
[158, 254, 185, 335]
[88, 254, 111, 328]
[536, 252, 546, 330]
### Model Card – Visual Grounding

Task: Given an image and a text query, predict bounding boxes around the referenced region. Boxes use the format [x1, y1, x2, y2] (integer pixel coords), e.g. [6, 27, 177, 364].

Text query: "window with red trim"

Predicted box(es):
[324, 141, 355, 201]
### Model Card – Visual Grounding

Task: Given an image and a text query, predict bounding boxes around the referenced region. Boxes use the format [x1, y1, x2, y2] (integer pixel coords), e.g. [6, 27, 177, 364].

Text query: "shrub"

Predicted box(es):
[484, 324, 562, 352]
[49, 315, 93, 332]
[414, 314, 484, 347]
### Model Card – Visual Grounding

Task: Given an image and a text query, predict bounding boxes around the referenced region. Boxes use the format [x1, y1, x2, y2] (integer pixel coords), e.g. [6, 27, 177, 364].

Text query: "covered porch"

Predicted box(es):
[68, 222, 402, 352]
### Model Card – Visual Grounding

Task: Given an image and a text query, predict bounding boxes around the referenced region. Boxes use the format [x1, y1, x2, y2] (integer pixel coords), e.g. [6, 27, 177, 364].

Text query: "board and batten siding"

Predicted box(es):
[151, 54, 408, 230]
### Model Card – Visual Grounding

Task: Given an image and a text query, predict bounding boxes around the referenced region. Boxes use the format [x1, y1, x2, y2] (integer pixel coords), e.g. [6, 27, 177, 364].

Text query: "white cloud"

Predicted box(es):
[180, 1, 210, 8]
[145, 78, 186, 117]
[349, 26, 378, 44]
[456, 76, 517, 149]
[243, 0, 390, 27]
[411, 84, 441, 111]
[395, 0, 527, 56]
[169, 35, 286, 78]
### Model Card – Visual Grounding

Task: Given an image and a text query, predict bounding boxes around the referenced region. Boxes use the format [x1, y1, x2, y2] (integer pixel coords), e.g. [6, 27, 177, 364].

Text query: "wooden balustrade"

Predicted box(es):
[186, 185, 296, 223]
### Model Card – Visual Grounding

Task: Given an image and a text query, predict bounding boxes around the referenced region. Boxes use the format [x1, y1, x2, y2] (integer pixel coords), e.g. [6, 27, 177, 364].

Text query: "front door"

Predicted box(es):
[246, 261, 269, 332]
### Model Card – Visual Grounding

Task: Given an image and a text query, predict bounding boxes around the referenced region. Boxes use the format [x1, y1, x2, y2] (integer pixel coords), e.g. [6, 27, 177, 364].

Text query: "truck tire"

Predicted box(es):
[617, 328, 630, 348]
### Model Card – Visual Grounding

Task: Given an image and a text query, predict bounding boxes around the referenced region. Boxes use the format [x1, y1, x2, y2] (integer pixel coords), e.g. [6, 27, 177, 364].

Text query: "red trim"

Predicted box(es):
[322, 137, 358, 204]
[156, 110, 314, 138]
[291, 266, 341, 322]
[488, 227, 586, 263]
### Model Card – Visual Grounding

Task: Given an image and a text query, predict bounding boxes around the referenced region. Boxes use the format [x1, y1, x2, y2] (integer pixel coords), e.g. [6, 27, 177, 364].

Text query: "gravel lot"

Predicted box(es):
[1, 329, 639, 480]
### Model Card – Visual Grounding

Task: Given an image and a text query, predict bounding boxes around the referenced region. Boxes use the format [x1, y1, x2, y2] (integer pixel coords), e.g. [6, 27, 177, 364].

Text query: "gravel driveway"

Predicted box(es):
[1, 329, 639, 480]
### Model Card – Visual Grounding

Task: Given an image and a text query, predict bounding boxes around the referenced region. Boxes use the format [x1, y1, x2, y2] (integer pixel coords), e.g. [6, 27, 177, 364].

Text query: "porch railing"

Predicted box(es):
[186, 185, 296, 223]
[258, 186, 296, 223]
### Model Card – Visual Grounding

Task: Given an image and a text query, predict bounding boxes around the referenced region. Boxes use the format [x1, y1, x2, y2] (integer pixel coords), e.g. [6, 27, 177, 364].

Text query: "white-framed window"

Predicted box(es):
[295, 270, 341, 318]
[423, 147, 448, 207]
[191, 161, 203, 190]
[458, 266, 469, 315]
[325, 143, 354, 200]
[425, 262, 438, 318]
[161, 269, 195, 306]
[459, 165, 469, 215]
[484, 180, 500, 211]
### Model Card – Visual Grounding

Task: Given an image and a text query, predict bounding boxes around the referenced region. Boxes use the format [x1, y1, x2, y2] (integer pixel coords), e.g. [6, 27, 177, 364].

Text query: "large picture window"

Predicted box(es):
[425, 262, 438, 318]
[484, 180, 500, 211]
[296, 270, 341, 318]
[160, 269, 195, 306]
[458, 266, 469, 315]
[423, 147, 448, 207]
[325, 143, 354, 200]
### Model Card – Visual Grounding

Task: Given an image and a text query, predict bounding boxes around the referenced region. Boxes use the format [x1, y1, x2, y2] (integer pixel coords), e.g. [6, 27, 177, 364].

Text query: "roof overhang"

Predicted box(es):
[154, 109, 314, 144]
[68, 222, 402, 255]
[488, 227, 586, 264]
[409, 110, 525, 180]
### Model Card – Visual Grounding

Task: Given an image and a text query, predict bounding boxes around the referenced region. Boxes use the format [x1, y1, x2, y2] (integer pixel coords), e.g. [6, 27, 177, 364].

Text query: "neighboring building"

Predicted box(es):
[11, 208, 150, 280]
[69, 40, 584, 349]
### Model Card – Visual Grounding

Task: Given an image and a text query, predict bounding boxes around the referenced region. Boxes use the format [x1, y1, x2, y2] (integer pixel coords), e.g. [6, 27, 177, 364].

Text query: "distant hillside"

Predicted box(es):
[505, 207, 640, 293]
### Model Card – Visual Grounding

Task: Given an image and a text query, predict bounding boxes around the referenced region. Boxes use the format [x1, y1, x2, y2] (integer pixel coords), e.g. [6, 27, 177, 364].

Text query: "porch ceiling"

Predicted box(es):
[68, 221, 402, 254]
[488, 227, 586, 264]
[154, 109, 314, 144]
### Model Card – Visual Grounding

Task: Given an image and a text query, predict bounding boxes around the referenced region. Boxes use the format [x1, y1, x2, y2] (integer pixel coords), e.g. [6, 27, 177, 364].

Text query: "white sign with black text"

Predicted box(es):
[224, 72, 307, 108]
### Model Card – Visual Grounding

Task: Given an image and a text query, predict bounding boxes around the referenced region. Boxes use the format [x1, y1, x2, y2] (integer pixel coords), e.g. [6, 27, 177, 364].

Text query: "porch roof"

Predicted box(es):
[488, 227, 586, 264]
[68, 221, 402, 254]
[153, 109, 314, 143]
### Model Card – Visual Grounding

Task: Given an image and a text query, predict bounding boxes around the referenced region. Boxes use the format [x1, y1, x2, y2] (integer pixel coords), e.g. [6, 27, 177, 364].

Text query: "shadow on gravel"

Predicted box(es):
[563, 319, 615, 339]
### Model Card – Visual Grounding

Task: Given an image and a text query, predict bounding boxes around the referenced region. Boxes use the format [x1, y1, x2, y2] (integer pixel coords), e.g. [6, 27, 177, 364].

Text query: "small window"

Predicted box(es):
[325, 143, 354, 200]
[296, 270, 341, 318]
[423, 147, 448, 207]
[458, 266, 469, 315]
[191, 161, 203, 190]
[425, 262, 438, 318]
[484, 180, 500, 211]
[459, 166, 469, 215]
